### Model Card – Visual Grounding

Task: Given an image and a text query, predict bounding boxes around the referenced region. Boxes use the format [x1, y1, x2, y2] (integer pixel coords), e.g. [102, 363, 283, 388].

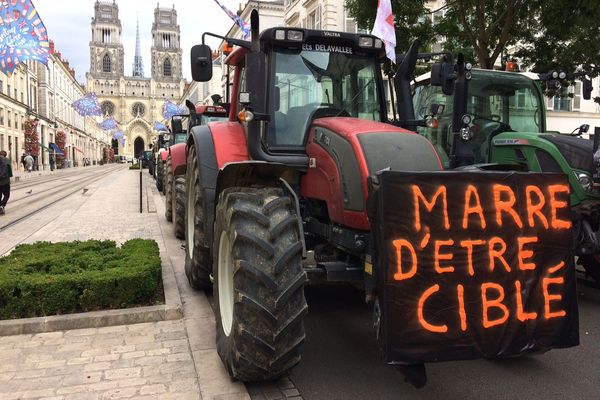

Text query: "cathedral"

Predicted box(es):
[86, 1, 185, 157]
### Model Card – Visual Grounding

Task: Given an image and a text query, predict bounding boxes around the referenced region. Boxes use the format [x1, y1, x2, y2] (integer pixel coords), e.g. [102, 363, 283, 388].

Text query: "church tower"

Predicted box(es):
[151, 4, 182, 83]
[132, 18, 144, 77]
[89, 1, 124, 79]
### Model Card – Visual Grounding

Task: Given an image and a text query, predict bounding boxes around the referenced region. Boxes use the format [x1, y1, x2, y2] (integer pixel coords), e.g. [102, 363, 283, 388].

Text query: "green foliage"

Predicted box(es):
[129, 163, 141, 170]
[345, 0, 600, 75]
[0, 239, 162, 319]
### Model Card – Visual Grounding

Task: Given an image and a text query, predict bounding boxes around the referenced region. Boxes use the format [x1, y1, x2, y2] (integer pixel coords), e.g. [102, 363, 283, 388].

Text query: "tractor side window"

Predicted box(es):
[413, 83, 453, 167]
[236, 66, 247, 116]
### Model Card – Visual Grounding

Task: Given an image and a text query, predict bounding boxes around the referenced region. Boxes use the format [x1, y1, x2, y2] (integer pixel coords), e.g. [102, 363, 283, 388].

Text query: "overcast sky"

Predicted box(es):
[34, 0, 241, 85]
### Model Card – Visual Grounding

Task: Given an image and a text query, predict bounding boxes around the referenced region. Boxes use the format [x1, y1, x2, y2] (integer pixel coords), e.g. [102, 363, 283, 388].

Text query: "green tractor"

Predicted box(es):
[399, 48, 600, 283]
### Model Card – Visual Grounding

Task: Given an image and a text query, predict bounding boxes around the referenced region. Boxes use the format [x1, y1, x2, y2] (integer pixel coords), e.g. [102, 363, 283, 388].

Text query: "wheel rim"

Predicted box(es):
[218, 230, 234, 336]
[186, 174, 195, 258]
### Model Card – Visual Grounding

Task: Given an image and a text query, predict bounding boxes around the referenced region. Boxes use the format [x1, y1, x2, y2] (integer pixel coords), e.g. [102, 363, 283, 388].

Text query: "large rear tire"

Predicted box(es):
[213, 187, 307, 381]
[184, 144, 212, 290]
[173, 177, 185, 239]
[164, 158, 173, 222]
[156, 159, 164, 193]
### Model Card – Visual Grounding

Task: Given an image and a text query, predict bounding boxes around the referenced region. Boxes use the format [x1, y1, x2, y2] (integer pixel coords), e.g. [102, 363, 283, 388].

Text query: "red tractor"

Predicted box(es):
[165, 105, 228, 239]
[184, 11, 578, 386]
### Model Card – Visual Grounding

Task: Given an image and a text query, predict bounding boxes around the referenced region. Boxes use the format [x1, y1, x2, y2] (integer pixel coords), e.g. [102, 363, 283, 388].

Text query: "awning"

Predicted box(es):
[38, 142, 51, 152]
[49, 142, 64, 156]
[74, 147, 84, 154]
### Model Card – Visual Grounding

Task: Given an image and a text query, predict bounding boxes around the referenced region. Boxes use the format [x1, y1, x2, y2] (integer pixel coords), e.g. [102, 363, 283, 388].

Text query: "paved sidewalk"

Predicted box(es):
[0, 168, 249, 400]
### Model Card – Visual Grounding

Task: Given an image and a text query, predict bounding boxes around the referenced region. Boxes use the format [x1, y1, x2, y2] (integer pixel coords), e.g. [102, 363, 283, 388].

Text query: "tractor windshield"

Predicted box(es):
[270, 48, 383, 147]
[413, 70, 543, 167]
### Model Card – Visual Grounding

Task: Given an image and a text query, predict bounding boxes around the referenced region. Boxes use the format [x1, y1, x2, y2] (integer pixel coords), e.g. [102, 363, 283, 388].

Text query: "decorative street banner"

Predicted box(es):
[153, 121, 167, 132]
[368, 171, 579, 364]
[72, 92, 102, 117]
[162, 100, 186, 121]
[213, 0, 250, 39]
[99, 117, 118, 131]
[0, 0, 49, 75]
[112, 130, 123, 139]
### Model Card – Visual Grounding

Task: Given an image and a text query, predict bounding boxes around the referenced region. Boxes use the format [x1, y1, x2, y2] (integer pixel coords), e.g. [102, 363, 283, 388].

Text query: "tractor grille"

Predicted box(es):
[540, 134, 593, 174]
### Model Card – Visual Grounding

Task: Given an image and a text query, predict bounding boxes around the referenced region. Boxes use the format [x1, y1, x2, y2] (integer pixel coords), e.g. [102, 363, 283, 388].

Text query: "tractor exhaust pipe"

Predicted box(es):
[251, 9, 260, 52]
[395, 41, 419, 128]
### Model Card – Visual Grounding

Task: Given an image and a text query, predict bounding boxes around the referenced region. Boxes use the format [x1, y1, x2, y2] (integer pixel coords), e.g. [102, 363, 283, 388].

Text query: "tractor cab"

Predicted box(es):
[193, 21, 389, 165]
[413, 69, 545, 167]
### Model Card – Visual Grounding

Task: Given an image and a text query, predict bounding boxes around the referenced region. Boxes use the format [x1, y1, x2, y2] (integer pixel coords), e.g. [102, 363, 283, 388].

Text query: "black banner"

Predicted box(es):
[369, 171, 579, 364]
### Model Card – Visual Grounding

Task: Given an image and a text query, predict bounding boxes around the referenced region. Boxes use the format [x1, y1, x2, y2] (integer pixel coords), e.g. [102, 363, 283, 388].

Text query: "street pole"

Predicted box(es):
[139, 157, 143, 214]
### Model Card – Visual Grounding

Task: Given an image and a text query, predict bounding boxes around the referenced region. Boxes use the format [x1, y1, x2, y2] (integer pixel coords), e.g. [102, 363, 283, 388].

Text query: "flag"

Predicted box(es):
[372, 0, 396, 63]
[112, 130, 123, 139]
[0, 0, 50, 75]
[72, 92, 102, 117]
[49, 142, 63, 156]
[213, 0, 250, 39]
[99, 117, 118, 131]
[154, 121, 168, 131]
[162, 100, 187, 121]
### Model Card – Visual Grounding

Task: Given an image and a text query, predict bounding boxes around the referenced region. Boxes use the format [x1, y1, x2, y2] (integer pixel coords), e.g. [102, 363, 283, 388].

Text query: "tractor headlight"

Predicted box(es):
[359, 36, 374, 47]
[374, 38, 383, 48]
[576, 171, 593, 192]
[287, 30, 304, 41]
[275, 29, 285, 40]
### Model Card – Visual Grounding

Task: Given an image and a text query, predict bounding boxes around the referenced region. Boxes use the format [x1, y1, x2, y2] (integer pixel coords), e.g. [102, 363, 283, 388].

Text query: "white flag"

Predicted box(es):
[371, 0, 396, 63]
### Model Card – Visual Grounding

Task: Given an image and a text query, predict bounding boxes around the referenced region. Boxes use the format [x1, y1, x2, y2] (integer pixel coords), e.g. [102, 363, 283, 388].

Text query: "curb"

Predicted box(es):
[0, 202, 184, 336]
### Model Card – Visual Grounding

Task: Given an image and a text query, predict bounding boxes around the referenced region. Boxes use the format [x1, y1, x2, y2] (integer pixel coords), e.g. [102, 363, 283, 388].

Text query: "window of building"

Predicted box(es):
[547, 82, 582, 112]
[7, 83, 10, 98]
[0, 108, 3, 125]
[163, 58, 172, 76]
[7, 111, 11, 128]
[103, 54, 111, 73]
[304, 6, 321, 29]
[0, 77, 3, 94]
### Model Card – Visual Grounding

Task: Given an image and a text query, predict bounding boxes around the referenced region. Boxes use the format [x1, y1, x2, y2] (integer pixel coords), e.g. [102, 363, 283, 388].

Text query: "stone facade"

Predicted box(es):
[87, 1, 185, 158]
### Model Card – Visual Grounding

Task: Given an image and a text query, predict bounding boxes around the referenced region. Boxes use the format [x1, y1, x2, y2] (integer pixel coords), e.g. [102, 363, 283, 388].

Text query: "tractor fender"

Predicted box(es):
[187, 122, 249, 249]
[160, 149, 169, 162]
[216, 161, 306, 257]
[169, 142, 187, 177]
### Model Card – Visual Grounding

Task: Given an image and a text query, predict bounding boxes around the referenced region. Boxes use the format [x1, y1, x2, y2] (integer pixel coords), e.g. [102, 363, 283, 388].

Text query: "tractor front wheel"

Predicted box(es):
[184, 144, 212, 290]
[213, 187, 307, 381]
[164, 158, 173, 222]
[173, 177, 185, 239]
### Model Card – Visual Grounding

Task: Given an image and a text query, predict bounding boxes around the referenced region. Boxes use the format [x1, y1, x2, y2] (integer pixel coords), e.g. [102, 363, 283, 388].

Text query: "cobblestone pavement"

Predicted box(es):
[0, 168, 250, 400]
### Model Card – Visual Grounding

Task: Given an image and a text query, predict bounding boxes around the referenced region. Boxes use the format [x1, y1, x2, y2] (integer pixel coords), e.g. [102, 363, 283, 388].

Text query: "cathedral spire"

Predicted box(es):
[132, 17, 144, 77]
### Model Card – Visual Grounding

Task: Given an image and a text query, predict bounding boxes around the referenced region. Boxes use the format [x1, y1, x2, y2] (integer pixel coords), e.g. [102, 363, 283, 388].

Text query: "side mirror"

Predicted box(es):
[583, 78, 593, 100]
[172, 118, 184, 133]
[430, 62, 455, 95]
[191, 44, 213, 82]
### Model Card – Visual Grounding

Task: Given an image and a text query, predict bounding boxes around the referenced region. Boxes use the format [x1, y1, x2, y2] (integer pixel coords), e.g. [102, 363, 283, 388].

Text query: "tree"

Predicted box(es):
[345, 0, 600, 74]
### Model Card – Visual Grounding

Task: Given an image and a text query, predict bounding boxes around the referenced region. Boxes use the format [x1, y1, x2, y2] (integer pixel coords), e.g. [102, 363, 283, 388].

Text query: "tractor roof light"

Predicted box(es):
[374, 38, 383, 49]
[359, 36, 374, 48]
[275, 29, 285, 40]
[551, 70, 559, 79]
[559, 71, 567, 80]
[465, 62, 473, 71]
[287, 30, 304, 41]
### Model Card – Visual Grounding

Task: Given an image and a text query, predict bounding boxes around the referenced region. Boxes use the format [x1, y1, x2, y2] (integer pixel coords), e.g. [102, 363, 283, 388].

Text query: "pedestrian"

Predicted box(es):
[49, 155, 55, 171]
[21, 153, 26, 171]
[24, 153, 34, 172]
[0, 150, 13, 215]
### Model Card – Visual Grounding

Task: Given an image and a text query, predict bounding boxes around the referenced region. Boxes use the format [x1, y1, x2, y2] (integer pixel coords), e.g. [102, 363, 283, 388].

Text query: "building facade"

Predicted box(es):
[86, 1, 185, 158]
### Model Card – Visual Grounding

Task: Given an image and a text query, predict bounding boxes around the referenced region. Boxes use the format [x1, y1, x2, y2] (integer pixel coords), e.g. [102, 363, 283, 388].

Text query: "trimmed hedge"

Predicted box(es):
[129, 163, 141, 170]
[0, 239, 163, 319]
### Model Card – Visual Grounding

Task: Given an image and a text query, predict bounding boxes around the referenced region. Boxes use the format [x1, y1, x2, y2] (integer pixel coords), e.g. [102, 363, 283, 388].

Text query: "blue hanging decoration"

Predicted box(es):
[153, 121, 168, 131]
[162, 100, 187, 121]
[0, 0, 50, 75]
[72, 92, 103, 117]
[99, 117, 118, 131]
